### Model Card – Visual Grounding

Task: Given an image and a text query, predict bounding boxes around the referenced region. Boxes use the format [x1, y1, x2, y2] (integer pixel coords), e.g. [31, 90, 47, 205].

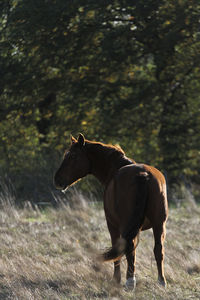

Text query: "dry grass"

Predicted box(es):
[0, 190, 199, 299]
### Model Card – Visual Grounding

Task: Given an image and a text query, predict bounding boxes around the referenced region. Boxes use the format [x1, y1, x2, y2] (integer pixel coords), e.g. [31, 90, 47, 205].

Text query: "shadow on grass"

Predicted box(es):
[20, 276, 73, 293]
[0, 282, 12, 299]
[19, 276, 110, 299]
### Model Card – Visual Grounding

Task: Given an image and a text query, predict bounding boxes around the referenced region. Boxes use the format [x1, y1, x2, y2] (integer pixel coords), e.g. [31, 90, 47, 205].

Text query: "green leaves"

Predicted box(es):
[0, 0, 200, 186]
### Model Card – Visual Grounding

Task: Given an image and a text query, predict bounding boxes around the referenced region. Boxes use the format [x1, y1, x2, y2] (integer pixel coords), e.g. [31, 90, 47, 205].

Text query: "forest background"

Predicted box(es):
[0, 0, 200, 205]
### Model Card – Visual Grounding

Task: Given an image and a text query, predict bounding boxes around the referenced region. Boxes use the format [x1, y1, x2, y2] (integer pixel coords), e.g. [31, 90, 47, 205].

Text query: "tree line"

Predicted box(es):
[0, 0, 200, 201]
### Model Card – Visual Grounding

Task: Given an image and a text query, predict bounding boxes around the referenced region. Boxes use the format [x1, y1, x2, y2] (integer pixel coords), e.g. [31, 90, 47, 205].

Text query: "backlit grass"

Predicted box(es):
[0, 192, 199, 299]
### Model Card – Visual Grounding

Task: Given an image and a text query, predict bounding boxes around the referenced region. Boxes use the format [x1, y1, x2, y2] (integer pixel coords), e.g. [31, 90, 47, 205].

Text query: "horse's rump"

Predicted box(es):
[102, 165, 149, 262]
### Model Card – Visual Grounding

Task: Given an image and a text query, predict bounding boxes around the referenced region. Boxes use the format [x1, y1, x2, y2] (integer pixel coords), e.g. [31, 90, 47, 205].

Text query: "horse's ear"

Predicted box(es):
[77, 133, 85, 147]
[70, 134, 77, 144]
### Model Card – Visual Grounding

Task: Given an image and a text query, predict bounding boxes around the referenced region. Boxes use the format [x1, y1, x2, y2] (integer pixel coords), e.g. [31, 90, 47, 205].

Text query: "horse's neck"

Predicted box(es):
[86, 145, 133, 186]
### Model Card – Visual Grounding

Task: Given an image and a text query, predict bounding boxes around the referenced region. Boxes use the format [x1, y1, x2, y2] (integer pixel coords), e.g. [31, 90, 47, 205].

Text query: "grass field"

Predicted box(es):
[0, 190, 199, 299]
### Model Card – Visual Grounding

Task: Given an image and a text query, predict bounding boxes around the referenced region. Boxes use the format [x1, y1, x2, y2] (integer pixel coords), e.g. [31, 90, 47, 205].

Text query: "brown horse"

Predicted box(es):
[54, 134, 168, 289]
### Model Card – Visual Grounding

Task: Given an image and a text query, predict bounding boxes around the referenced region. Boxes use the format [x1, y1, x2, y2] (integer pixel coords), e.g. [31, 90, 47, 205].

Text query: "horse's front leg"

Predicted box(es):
[125, 239, 137, 290]
[106, 220, 121, 284]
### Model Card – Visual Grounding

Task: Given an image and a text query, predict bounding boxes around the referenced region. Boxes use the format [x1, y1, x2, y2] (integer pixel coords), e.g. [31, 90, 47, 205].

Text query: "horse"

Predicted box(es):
[54, 133, 168, 289]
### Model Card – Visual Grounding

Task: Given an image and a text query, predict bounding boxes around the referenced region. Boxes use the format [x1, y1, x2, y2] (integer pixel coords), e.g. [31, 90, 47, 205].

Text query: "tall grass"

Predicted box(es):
[0, 181, 199, 299]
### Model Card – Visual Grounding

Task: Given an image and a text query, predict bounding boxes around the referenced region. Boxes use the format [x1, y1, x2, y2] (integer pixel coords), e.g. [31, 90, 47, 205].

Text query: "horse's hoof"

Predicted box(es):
[158, 278, 167, 288]
[125, 276, 136, 290]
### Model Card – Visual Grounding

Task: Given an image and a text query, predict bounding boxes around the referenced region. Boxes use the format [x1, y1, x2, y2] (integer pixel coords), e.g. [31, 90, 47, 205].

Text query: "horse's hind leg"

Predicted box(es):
[153, 222, 167, 287]
[125, 239, 137, 290]
[113, 260, 121, 284]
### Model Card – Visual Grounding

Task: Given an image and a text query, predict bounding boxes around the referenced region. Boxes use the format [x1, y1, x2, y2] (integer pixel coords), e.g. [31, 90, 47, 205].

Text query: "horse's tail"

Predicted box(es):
[102, 171, 149, 262]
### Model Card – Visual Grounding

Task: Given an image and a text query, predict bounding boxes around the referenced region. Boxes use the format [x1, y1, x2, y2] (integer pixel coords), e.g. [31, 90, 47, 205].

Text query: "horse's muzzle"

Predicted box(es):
[53, 175, 68, 191]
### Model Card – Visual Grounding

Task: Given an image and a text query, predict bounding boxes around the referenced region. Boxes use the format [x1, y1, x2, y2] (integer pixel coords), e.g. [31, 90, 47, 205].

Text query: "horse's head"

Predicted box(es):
[54, 133, 90, 191]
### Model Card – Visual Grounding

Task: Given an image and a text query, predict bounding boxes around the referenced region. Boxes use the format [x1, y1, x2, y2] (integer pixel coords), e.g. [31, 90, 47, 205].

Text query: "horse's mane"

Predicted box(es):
[85, 139, 125, 158]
